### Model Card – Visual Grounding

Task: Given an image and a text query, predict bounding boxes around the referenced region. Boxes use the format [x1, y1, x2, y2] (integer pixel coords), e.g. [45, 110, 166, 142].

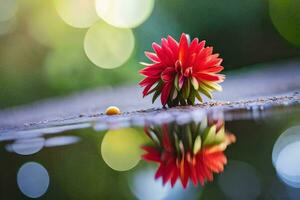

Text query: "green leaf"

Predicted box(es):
[199, 116, 207, 133]
[189, 121, 197, 135]
[203, 125, 216, 146]
[214, 126, 225, 144]
[199, 85, 213, 99]
[179, 94, 187, 105]
[188, 89, 196, 105]
[193, 136, 202, 154]
[195, 91, 203, 102]
[174, 133, 180, 155]
[169, 86, 175, 101]
[186, 126, 193, 149]
[187, 99, 193, 105]
[182, 79, 190, 99]
[152, 90, 160, 103]
[167, 99, 173, 107]
[148, 81, 162, 95]
[172, 89, 178, 100]
[148, 130, 161, 145]
[173, 96, 179, 106]
[149, 127, 161, 140]
[174, 74, 179, 91]
[195, 122, 201, 137]
[179, 140, 185, 154]
[202, 80, 222, 91]
[191, 77, 199, 90]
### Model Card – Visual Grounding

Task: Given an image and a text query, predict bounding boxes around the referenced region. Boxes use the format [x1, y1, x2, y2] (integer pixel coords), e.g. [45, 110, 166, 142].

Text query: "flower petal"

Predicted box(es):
[189, 38, 199, 53]
[152, 42, 172, 66]
[162, 124, 173, 152]
[161, 82, 172, 106]
[203, 66, 224, 73]
[179, 158, 190, 188]
[163, 158, 177, 185]
[178, 33, 189, 69]
[170, 167, 179, 187]
[167, 35, 179, 58]
[155, 164, 165, 179]
[139, 63, 164, 77]
[161, 67, 175, 82]
[142, 147, 161, 162]
[189, 157, 198, 186]
[193, 47, 213, 70]
[140, 77, 158, 97]
[194, 72, 223, 81]
[145, 51, 160, 63]
[161, 38, 176, 63]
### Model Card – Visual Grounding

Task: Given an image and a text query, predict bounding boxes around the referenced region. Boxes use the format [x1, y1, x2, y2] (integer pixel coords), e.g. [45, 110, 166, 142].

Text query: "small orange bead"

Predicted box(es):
[105, 106, 121, 115]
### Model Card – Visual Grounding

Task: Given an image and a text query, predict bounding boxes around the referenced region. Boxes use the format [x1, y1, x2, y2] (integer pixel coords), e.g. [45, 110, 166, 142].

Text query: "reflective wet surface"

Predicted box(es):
[1, 105, 300, 199]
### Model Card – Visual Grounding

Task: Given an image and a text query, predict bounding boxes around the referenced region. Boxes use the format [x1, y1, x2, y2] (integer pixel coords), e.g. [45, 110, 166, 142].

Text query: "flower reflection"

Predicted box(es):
[142, 118, 236, 188]
[130, 168, 201, 200]
[272, 126, 300, 188]
[130, 169, 170, 200]
[17, 162, 50, 198]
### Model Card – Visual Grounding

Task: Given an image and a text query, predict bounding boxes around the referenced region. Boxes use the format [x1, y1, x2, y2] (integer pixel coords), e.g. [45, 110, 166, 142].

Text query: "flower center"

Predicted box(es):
[175, 60, 192, 77]
[184, 67, 193, 77]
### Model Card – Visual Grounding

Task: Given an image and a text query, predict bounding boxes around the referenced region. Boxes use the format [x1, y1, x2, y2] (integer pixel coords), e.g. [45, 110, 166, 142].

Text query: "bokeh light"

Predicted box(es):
[28, 1, 84, 47]
[54, 0, 99, 28]
[269, 0, 300, 47]
[218, 160, 261, 200]
[45, 44, 139, 92]
[44, 45, 105, 91]
[130, 168, 201, 200]
[6, 137, 45, 155]
[0, 18, 16, 36]
[272, 126, 300, 188]
[44, 136, 80, 147]
[95, 0, 155, 28]
[84, 21, 135, 69]
[17, 162, 50, 198]
[0, 0, 18, 22]
[130, 169, 171, 200]
[101, 128, 146, 171]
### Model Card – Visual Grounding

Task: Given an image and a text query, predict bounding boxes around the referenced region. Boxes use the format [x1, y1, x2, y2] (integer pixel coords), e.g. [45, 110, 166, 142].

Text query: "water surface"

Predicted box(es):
[1, 105, 300, 200]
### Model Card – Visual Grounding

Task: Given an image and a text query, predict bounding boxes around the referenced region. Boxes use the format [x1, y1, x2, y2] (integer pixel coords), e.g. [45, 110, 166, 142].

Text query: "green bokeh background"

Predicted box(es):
[0, 0, 299, 108]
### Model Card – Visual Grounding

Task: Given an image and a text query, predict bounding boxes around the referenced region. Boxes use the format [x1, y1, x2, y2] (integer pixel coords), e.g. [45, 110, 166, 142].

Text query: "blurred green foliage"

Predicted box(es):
[0, 0, 300, 108]
[269, 0, 300, 47]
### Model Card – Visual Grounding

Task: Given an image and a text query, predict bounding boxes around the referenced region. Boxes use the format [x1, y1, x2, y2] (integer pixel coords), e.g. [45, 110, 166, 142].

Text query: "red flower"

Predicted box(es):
[141, 120, 235, 188]
[139, 33, 225, 107]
